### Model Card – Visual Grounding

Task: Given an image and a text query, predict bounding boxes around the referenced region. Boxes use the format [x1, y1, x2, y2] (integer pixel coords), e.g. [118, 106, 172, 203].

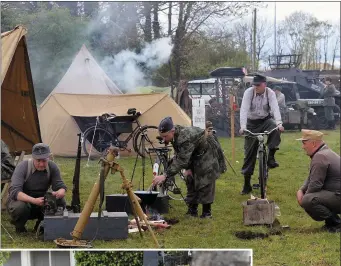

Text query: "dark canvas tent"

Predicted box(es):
[1, 25, 42, 154]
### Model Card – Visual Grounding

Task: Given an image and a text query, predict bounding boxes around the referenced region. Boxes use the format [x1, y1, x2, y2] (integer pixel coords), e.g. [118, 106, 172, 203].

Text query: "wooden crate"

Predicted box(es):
[242, 199, 275, 225]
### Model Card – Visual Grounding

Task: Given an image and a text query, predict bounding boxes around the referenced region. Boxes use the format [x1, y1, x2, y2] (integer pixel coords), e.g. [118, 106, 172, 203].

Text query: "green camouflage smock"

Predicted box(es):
[1, 140, 15, 181]
[165, 125, 225, 190]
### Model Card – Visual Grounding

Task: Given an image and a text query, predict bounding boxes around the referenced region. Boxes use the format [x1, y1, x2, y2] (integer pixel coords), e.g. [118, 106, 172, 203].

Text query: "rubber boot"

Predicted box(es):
[267, 149, 279, 169]
[240, 175, 252, 195]
[200, 204, 212, 219]
[185, 204, 198, 217]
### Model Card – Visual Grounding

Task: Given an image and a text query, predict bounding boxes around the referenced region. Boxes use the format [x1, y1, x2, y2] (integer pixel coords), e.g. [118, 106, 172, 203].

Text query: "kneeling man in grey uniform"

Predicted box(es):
[296, 130, 341, 232]
[7, 143, 67, 233]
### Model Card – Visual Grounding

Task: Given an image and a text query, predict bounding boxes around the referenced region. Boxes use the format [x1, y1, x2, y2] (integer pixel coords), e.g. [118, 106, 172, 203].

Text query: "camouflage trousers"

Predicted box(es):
[7, 198, 66, 229]
[184, 175, 216, 205]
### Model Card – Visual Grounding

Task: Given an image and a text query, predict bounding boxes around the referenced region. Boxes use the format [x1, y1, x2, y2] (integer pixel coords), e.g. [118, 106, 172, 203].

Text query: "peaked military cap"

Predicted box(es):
[295, 129, 324, 141]
[252, 74, 267, 85]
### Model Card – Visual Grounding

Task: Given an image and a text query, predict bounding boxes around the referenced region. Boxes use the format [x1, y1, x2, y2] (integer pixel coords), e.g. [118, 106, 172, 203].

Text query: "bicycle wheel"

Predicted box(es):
[133, 125, 159, 157]
[258, 149, 267, 199]
[82, 126, 114, 158]
[157, 156, 187, 201]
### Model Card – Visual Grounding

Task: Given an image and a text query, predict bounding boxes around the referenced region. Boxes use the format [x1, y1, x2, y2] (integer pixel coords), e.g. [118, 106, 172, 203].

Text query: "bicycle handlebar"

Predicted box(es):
[243, 126, 279, 136]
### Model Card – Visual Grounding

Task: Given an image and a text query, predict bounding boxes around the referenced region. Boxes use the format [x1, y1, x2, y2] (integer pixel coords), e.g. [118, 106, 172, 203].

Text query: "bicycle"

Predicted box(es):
[148, 137, 187, 201]
[82, 108, 159, 158]
[242, 126, 279, 199]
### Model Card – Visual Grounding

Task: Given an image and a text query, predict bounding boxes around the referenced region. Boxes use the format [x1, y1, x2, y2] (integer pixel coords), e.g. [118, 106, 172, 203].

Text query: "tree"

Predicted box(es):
[331, 20, 340, 70]
[142, 2, 152, 42]
[233, 21, 251, 55]
[321, 21, 334, 69]
[152, 2, 161, 39]
[303, 17, 324, 69]
[283, 11, 313, 54]
[255, 18, 272, 70]
[19, 4, 89, 103]
[275, 21, 287, 56]
[170, 1, 258, 83]
[75, 251, 143, 266]
[0, 252, 10, 265]
[88, 2, 140, 58]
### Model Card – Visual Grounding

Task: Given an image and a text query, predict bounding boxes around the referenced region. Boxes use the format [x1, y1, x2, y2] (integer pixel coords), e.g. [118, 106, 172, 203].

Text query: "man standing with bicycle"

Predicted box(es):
[152, 117, 225, 218]
[239, 74, 284, 195]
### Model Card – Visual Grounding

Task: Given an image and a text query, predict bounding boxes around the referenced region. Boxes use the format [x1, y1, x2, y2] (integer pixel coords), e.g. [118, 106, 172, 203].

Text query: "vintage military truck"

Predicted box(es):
[262, 54, 340, 129]
[186, 68, 319, 136]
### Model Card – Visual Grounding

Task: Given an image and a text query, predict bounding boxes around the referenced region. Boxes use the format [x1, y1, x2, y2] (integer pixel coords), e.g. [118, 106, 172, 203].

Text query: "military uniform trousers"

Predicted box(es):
[184, 174, 216, 205]
[324, 106, 335, 122]
[301, 190, 341, 221]
[241, 117, 281, 176]
[7, 198, 66, 229]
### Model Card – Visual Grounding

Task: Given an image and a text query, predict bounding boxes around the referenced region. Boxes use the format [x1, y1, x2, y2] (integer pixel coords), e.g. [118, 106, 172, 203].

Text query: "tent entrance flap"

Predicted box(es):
[73, 116, 133, 135]
[73, 116, 97, 133]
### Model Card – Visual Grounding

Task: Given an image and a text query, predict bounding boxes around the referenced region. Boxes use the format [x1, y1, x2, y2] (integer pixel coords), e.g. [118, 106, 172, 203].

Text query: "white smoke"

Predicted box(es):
[101, 37, 173, 92]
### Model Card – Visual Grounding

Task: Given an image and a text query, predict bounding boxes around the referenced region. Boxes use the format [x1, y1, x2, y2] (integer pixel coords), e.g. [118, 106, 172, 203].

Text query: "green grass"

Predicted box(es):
[2, 129, 340, 266]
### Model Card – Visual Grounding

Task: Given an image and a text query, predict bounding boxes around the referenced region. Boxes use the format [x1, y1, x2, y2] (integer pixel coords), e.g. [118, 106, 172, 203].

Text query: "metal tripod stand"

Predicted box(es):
[54, 145, 160, 248]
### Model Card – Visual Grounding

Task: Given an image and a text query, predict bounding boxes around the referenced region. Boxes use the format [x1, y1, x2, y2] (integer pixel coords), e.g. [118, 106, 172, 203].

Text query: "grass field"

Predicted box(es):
[1, 129, 340, 265]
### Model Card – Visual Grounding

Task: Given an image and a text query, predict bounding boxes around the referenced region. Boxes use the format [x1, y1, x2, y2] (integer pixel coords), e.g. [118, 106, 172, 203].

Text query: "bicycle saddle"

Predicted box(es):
[127, 108, 136, 115]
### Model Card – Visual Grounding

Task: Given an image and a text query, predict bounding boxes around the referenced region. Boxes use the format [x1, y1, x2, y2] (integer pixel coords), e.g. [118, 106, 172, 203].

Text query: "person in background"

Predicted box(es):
[321, 77, 337, 130]
[273, 86, 286, 109]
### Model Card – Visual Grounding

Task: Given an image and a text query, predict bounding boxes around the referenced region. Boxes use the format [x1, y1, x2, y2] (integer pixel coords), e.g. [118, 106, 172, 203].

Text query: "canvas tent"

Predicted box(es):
[38, 93, 191, 157]
[1, 25, 42, 154]
[40, 44, 122, 106]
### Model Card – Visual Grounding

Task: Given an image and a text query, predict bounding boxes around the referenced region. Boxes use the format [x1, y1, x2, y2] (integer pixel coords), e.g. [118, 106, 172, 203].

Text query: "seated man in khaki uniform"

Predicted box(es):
[7, 143, 67, 233]
[296, 130, 340, 232]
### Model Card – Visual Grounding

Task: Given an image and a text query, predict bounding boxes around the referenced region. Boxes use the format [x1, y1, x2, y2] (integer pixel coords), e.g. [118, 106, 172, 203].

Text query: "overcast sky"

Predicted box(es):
[256, 2, 340, 24]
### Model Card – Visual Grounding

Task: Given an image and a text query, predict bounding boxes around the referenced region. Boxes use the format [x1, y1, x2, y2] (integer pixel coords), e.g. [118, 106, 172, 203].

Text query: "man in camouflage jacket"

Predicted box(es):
[152, 117, 226, 218]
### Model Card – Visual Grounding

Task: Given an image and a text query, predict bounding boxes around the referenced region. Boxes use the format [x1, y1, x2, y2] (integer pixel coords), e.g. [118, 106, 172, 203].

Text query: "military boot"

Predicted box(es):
[185, 204, 198, 217]
[329, 121, 336, 130]
[267, 149, 279, 169]
[200, 204, 212, 219]
[240, 175, 252, 195]
[323, 213, 341, 232]
[10, 220, 28, 233]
